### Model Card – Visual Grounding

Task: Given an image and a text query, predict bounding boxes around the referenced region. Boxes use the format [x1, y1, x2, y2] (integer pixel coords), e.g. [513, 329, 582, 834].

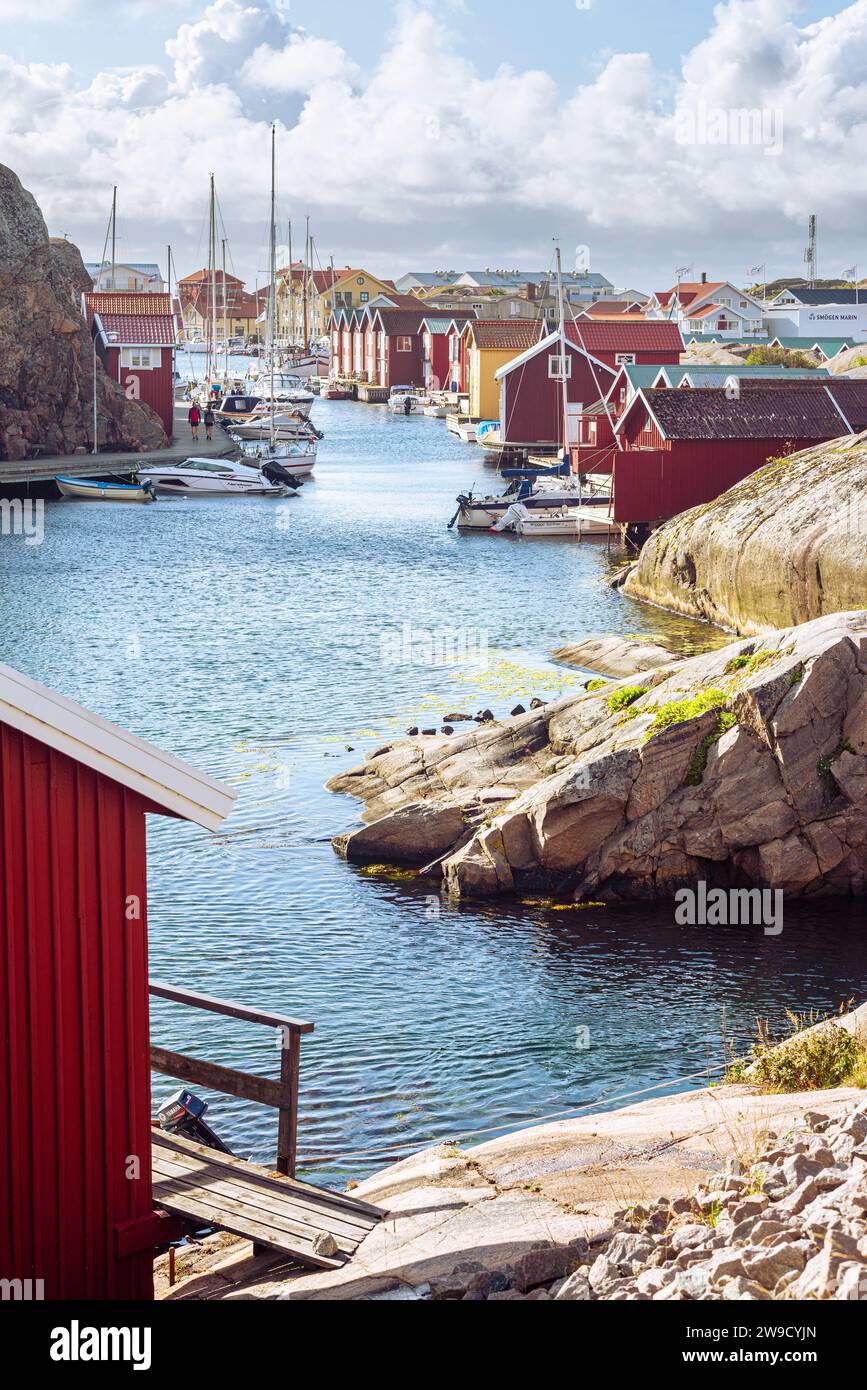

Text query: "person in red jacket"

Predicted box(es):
[188, 403, 201, 440]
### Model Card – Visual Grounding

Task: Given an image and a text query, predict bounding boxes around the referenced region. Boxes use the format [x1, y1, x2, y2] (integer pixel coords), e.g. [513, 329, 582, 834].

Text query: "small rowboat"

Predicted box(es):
[56, 475, 157, 503]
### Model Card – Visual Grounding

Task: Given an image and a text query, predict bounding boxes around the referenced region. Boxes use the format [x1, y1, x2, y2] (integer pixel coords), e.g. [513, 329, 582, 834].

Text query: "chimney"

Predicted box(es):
[701, 271, 707, 284]
[526, 282, 536, 301]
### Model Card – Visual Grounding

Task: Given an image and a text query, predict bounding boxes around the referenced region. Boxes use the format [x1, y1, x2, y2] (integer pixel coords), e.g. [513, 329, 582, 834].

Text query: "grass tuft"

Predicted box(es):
[606, 685, 649, 715]
[726, 1008, 867, 1093]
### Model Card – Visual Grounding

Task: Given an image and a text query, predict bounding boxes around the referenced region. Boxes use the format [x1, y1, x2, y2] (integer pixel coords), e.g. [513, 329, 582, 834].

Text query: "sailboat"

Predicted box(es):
[246, 124, 317, 473]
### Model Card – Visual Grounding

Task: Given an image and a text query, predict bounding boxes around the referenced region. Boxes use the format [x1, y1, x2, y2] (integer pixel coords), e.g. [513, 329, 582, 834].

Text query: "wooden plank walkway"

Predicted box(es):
[152, 1130, 381, 1270]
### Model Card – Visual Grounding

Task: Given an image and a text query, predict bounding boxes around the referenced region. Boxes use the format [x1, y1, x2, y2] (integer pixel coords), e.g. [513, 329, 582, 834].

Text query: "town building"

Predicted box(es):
[85, 261, 166, 293]
[763, 286, 867, 341]
[645, 277, 765, 338]
[83, 290, 177, 436]
[460, 319, 545, 419]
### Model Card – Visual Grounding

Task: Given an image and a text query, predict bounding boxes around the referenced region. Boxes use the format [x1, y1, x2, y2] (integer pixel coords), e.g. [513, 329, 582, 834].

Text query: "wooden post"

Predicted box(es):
[277, 1028, 301, 1178]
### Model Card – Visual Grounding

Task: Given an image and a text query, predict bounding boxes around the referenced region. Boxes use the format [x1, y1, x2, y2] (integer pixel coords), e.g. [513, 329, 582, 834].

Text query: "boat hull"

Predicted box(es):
[56, 475, 156, 503]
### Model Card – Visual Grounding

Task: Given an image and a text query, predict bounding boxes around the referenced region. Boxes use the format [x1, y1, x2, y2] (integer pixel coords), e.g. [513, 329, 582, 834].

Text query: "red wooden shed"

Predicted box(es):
[0, 663, 235, 1299]
[610, 382, 865, 524]
[84, 291, 178, 437]
[494, 329, 617, 448]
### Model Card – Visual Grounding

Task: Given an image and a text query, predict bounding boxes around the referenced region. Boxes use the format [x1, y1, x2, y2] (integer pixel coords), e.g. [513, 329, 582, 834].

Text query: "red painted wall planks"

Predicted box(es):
[0, 726, 155, 1299]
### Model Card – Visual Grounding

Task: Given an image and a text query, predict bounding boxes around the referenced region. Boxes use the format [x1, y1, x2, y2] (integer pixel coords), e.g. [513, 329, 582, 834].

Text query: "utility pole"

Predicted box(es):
[805, 215, 818, 288]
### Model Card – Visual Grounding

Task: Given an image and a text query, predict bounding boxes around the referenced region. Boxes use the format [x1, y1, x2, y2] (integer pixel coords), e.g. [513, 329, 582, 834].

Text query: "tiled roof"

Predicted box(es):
[639, 385, 861, 440]
[87, 291, 172, 315]
[373, 308, 428, 333]
[566, 320, 684, 352]
[96, 313, 176, 346]
[466, 320, 544, 350]
[178, 269, 244, 285]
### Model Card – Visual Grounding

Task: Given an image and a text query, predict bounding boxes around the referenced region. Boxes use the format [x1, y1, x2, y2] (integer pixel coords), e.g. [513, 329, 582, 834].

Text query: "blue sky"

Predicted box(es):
[1, 0, 864, 289]
[3, 0, 833, 88]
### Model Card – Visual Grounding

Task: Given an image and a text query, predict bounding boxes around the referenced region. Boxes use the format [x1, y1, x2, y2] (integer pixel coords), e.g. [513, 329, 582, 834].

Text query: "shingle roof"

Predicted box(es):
[774, 288, 865, 306]
[566, 320, 684, 353]
[637, 384, 862, 440]
[466, 320, 544, 350]
[372, 307, 429, 333]
[85, 291, 176, 346]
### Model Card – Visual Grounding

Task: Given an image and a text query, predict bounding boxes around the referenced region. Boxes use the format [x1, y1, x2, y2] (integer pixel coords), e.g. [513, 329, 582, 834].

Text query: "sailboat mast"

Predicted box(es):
[302, 216, 310, 352]
[221, 237, 228, 373]
[110, 186, 117, 291]
[268, 123, 277, 450]
[287, 220, 294, 345]
[555, 243, 569, 466]
[208, 174, 218, 388]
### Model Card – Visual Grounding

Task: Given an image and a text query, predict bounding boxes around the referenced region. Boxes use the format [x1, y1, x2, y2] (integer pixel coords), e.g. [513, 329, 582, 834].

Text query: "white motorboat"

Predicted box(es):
[423, 402, 450, 417]
[136, 456, 299, 496]
[230, 408, 320, 440]
[475, 420, 501, 448]
[244, 369, 314, 416]
[451, 474, 607, 530]
[513, 507, 581, 538]
[388, 386, 425, 414]
[235, 438, 317, 475]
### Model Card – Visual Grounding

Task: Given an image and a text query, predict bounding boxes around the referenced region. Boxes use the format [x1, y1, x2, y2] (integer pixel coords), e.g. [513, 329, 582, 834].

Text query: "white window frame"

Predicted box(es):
[120, 347, 160, 369]
[548, 352, 572, 379]
[396, 335, 413, 352]
[615, 352, 636, 366]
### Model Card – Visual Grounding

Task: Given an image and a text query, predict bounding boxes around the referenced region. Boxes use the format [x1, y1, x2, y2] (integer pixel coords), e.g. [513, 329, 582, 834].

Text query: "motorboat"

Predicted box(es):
[475, 420, 501, 448]
[56, 475, 157, 503]
[235, 438, 317, 476]
[450, 473, 613, 531]
[243, 369, 315, 415]
[320, 380, 349, 400]
[229, 408, 322, 440]
[510, 506, 581, 538]
[136, 456, 300, 496]
[388, 386, 425, 414]
[423, 401, 450, 417]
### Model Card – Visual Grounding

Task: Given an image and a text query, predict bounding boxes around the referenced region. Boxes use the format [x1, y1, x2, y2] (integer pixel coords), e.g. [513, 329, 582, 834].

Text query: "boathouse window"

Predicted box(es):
[121, 348, 159, 369]
[396, 336, 412, 352]
[615, 353, 635, 365]
[548, 353, 572, 379]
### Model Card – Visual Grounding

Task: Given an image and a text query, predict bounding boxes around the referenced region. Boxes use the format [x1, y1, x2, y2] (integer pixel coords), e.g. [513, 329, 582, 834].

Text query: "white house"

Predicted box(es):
[645, 277, 765, 338]
[85, 261, 166, 293]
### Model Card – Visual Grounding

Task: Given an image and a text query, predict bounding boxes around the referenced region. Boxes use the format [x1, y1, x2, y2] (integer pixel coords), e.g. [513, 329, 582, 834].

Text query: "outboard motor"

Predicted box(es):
[261, 459, 303, 490]
[156, 1087, 233, 1155]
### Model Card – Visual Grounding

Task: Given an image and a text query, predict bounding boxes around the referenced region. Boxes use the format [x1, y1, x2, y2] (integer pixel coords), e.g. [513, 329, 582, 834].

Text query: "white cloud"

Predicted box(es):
[2, 0, 866, 288]
[242, 34, 360, 93]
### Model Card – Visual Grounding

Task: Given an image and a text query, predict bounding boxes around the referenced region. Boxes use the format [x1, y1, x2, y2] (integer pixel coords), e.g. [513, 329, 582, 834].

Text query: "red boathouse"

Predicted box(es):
[84, 291, 178, 437]
[0, 663, 235, 1299]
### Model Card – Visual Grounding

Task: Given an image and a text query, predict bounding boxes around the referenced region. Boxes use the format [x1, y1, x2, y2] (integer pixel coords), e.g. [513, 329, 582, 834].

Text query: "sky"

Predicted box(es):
[1, 0, 865, 292]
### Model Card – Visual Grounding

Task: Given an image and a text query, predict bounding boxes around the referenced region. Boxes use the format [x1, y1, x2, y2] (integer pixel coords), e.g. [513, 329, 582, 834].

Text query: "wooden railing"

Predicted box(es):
[148, 981, 314, 1178]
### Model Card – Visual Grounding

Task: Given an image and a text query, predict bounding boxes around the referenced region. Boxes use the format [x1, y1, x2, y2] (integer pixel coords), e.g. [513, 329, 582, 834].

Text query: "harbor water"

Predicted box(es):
[2, 396, 864, 1184]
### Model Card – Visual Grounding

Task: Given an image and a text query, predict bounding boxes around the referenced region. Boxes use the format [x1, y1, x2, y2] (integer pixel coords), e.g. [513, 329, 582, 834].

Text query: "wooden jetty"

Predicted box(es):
[152, 1130, 381, 1270]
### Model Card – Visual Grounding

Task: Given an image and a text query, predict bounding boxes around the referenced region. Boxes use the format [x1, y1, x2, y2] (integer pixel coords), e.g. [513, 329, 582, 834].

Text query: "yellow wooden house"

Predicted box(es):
[461, 320, 545, 419]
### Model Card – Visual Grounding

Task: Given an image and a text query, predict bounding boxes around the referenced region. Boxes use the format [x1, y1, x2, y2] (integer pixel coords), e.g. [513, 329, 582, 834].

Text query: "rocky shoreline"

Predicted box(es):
[328, 610, 867, 902]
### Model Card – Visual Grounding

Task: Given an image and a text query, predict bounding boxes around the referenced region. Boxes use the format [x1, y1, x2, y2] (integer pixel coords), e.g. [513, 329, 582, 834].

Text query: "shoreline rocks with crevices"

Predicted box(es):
[328, 610, 867, 901]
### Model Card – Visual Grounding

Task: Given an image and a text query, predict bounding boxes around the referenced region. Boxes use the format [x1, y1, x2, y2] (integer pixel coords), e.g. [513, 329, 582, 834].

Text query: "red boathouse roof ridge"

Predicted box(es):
[621, 384, 867, 441]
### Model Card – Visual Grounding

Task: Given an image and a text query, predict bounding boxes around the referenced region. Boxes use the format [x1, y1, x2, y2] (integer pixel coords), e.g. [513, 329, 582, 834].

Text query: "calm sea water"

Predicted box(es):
[2, 395, 864, 1182]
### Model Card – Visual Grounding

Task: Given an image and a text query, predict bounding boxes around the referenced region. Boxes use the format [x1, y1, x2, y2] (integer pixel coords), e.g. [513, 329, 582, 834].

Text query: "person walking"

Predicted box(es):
[188, 402, 201, 440]
[203, 405, 215, 442]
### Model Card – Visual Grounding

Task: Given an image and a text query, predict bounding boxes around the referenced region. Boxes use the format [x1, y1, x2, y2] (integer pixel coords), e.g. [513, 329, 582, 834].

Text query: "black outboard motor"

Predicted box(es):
[261, 459, 303, 490]
[157, 1087, 233, 1155]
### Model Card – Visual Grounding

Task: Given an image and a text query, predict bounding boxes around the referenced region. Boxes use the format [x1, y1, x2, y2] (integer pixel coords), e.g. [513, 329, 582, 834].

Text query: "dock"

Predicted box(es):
[152, 1129, 381, 1270]
[0, 404, 233, 491]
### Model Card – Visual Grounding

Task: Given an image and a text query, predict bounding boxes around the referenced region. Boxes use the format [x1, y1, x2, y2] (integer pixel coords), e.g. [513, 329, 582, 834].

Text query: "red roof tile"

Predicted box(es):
[466, 320, 544, 350]
[566, 320, 684, 353]
[96, 313, 176, 346]
[86, 291, 172, 315]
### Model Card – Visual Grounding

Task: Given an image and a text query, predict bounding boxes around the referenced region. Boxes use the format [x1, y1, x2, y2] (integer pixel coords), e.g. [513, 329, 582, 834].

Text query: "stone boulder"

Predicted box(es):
[553, 633, 674, 678]
[329, 611, 867, 901]
[621, 433, 867, 635]
[0, 163, 167, 460]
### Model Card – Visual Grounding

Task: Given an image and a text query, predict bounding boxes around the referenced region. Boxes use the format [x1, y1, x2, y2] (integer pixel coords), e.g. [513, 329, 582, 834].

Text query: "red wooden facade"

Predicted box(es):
[497, 336, 617, 447]
[0, 666, 233, 1299]
[84, 292, 177, 437]
[611, 439, 817, 524]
